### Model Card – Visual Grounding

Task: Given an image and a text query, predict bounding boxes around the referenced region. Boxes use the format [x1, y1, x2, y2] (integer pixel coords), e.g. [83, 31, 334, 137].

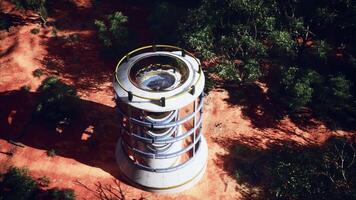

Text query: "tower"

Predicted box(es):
[113, 45, 207, 193]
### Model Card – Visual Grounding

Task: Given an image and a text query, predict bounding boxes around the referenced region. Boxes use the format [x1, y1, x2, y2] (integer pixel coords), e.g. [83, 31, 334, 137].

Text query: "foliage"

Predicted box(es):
[32, 68, 43, 77]
[148, 2, 182, 43]
[94, 11, 134, 52]
[37, 176, 50, 187]
[180, 0, 356, 128]
[51, 26, 58, 38]
[47, 188, 76, 200]
[30, 27, 40, 34]
[11, 0, 47, 22]
[64, 33, 80, 43]
[180, 0, 274, 84]
[0, 167, 37, 200]
[46, 148, 56, 157]
[0, 12, 12, 31]
[20, 85, 31, 92]
[234, 137, 356, 200]
[0, 166, 76, 200]
[35, 76, 77, 124]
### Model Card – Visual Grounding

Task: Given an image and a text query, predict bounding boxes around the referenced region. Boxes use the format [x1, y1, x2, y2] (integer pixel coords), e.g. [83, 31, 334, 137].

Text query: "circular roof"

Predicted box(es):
[113, 48, 204, 112]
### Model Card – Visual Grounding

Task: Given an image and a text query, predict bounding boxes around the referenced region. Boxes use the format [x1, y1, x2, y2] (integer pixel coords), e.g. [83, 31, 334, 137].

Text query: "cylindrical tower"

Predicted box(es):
[113, 45, 208, 193]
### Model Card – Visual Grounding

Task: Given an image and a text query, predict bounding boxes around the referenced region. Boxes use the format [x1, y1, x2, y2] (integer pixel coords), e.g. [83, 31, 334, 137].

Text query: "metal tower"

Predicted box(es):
[113, 45, 207, 193]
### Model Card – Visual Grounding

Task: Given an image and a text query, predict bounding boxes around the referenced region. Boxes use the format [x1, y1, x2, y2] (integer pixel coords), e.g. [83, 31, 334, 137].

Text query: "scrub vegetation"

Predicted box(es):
[0, 166, 75, 200]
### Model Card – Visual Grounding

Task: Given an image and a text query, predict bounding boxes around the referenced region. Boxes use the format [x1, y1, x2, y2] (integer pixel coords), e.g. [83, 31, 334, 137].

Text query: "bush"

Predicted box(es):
[180, 0, 356, 128]
[148, 2, 183, 43]
[46, 148, 56, 157]
[30, 28, 40, 34]
[234, 137, 356, 200]
[32, 68, 43, 77]
[0, 167, 76, 200]
[0, 167, 38, 200]
[20, 85, 31, 92]
[37, 176, 50, 187]
[35, 76, 77, 124]
[51, 26, 58, 38]
[47, 188, 75, 200]
[313, 75, 356, 127]
[94, 11, 134, 52]
[179, 0, 275, 85]
[0, 12, 12, 31]
[11, 0, 47, 23]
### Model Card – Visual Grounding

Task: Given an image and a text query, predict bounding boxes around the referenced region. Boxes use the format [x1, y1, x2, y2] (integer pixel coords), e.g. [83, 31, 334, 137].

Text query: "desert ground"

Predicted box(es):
[0, 1, 354, 199]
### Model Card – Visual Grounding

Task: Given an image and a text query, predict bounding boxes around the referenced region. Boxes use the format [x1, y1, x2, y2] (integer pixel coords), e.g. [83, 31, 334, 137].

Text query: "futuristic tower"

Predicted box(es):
[113, 45, 207, 193]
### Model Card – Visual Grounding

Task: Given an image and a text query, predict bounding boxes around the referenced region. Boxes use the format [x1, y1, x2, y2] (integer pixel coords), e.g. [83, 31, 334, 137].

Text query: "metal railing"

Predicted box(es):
[116, 93, 204, 173]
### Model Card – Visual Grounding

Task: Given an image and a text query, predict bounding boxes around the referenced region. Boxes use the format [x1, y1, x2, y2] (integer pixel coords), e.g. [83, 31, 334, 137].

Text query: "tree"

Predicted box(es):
[0, 167, 37, 200]
[180, 0, 356, 127]
[94, 11, 135, 52]
[35, 76, 77, 124]
[11, 0, 48, 26]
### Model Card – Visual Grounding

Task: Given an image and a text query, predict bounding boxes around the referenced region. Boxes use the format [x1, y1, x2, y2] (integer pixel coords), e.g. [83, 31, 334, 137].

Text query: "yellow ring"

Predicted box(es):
[114, 45, 203, 101]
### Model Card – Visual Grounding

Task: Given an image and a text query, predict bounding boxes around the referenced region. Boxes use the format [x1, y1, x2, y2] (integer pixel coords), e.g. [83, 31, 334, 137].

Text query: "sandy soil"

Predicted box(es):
[0, 1, 355, 199]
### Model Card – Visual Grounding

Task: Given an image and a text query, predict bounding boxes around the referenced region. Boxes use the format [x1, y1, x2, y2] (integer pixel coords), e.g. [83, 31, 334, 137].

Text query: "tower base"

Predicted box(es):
[115, 137, 208, 194]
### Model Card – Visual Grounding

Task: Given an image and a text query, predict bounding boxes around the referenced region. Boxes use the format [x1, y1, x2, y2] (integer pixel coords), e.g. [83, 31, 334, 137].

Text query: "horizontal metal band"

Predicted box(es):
[121, 116, 203, 144]
[122, 129, 202, 159]
[116, 94, 204, 129]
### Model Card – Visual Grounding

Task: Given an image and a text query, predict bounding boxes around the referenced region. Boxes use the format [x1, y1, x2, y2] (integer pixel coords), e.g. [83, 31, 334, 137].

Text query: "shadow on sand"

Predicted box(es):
[0, 90, 128, 183]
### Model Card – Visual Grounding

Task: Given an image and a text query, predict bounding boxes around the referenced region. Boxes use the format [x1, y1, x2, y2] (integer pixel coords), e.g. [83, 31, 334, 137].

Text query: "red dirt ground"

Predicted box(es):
[0, 1, 355, 199]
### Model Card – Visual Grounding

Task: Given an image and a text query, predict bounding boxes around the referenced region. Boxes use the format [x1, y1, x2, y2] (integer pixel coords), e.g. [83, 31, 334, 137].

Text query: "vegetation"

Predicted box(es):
[46, 148, 56, 157]
[179, 0, 356, 128]
[35, 76, 77, 124]
[30, 27, 40, 34]
[11, 0, 48, 25]
[32, 68, 43, 77]
[233, 137, 356, 200]
[20, 85, 31, 92]
[0, 166, 75, 200]
[148, 2, 183, 43]
[0, 167, 37, 200]
[0, 12, 12, 31]
[46, 188, 76, 200]
[94, 11, 135, 52]
[37, 176, 50, 187]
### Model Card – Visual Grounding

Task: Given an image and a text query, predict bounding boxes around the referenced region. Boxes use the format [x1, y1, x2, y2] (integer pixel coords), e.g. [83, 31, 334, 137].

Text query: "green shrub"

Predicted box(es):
[11, 0, 47, 23]
[32, 68, 43, 77]
[0, 167, 38, 200]
[180, 0, 356, 128]
[268, 31, 296, 58]
[0, 12, 12, 31]
[278, 66, 321, 111]
[35, 76, 77, 124]
[47, 188, 75, 200]
[20, 85, 31, 92]
[313, 75, 356, 127]
[180, 0, 273, 84]
[64, 34, 80, 43]
[30, 28, 40, 34]
[46, 149, 56, 157]
[0, 167, 75, 200]
[37, 176, 50, 187]
[51, 26, 58, 38]
[94, 11, 133, 51]
[234, 137, 356, 200]
[148, 2, 183, 43]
